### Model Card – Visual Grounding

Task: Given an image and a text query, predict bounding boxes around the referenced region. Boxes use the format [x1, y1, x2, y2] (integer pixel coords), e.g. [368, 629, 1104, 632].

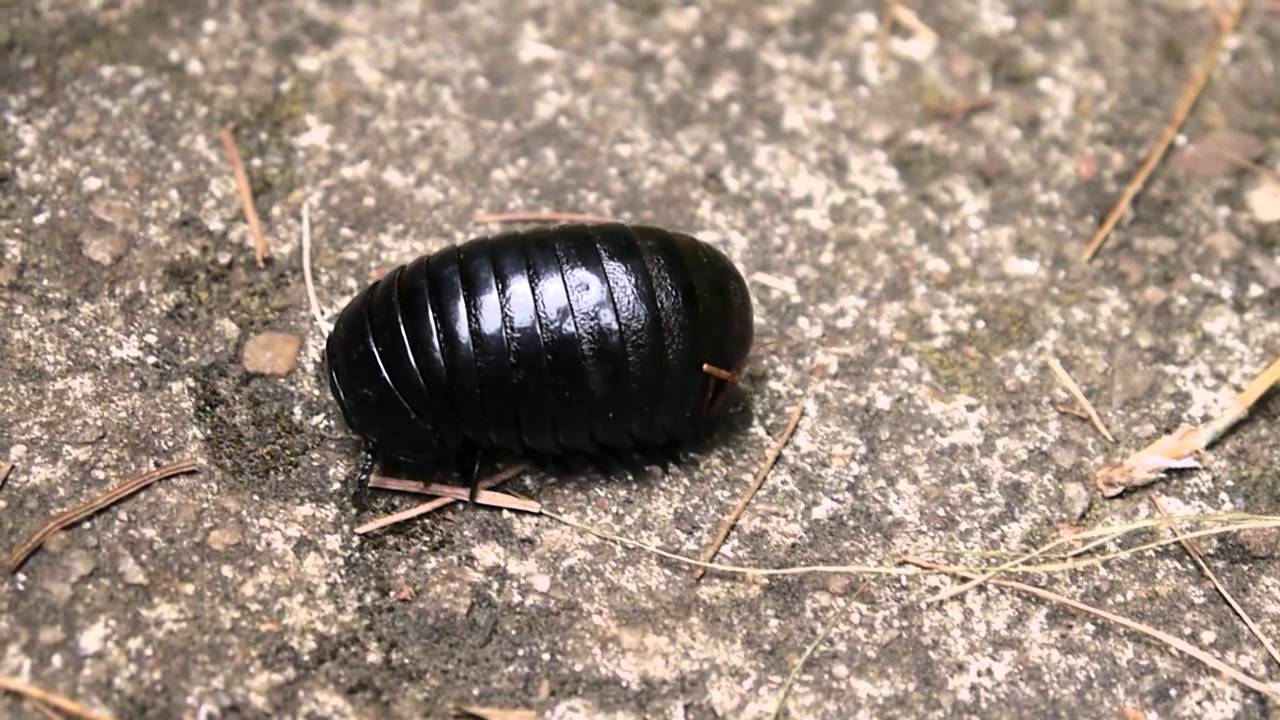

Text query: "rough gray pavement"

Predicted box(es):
[3, 1, 1280, 718]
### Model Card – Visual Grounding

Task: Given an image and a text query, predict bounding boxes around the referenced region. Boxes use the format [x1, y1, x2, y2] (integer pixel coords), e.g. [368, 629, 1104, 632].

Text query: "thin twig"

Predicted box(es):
[219, 127, 270, 267]
[31, 699, 68, 720]
[301, 200, 333, 334]
[472, 211, 616, 225]
[6, 460, 199, 572]
[1097, 353, 1280, 496]
[1081, 0, 1249, 261]
[701, 363, 739, 382]
[354, 464, 529, 535]
[693, 390, 809, 580]
[0, 461, 13, 492]
[903, 556, 1280, 699]
[367, 475, 542, 513]
[0, 676, 115, 720]
[1046, 355, 1116, 443]
[1152, 497, 1280, 670]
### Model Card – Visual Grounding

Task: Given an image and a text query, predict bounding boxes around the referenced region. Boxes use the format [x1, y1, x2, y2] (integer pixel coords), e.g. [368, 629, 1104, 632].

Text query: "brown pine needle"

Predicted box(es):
[31, 699, 68, 720]
[0, 461, 13, 491]
[1046, 355, 1116, 443]
[0, 676, 115, 720]
[1097, 353, 1280, 497]
[367, 475, 542, 513]
[219, 126, 270, 268]
[1152, 497, 1280, 670]
[1081, 0, 1249, 261]
[354, 464, 529, 535]
[6, 459, 199, 573]
[693, 391, 808, 580]
[903, 557, 1280, 699]
[472, 211, 616, 225]
[701, 363, 739, 382]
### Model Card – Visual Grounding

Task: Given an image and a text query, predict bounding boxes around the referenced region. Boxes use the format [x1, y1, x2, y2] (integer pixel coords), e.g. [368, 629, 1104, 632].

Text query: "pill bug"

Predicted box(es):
[325, 222, 753, 488]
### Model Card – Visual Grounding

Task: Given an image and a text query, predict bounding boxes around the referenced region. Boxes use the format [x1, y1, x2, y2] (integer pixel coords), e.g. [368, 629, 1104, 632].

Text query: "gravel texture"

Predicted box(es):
[2, 1, 1280, 718]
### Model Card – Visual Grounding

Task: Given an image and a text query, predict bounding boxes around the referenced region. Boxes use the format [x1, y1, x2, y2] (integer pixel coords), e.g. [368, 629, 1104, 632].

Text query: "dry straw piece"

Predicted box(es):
[905, 557, 1280, 700]
[367, 475, 542, 513]
[1096, 354, 1280, 497]
[1045, 355, 1116, 443]
[354, 464, 530, 535]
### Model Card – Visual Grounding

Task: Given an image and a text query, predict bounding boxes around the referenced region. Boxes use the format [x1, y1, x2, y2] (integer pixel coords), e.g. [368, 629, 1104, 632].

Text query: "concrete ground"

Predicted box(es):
[3, 0, 1280, 718]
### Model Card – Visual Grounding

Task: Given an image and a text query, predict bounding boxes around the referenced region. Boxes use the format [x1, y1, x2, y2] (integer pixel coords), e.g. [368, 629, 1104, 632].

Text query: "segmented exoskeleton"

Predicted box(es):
[326, 223, 753, 485]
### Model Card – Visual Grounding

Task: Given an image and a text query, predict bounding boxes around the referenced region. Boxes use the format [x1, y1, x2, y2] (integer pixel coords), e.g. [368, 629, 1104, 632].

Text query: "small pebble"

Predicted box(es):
[80, 226, 129, 265]
[207, 522, 244, 551]
[64, 548, 98, 583]
[530, 574, 552, 593]
[1203, 230, 1242, 261]
[1060, 482, 1092, 521]
[77, 618, 108, 657]
[1140, 286, 1167, 306]
[90, 196, 140, 232]
[117, 551, 149, 585]
[37, 625, 65, 645]
[242, 331, 302, 376]
[1236, 528, 1280, 559]
[1245, 177, 1280, 223]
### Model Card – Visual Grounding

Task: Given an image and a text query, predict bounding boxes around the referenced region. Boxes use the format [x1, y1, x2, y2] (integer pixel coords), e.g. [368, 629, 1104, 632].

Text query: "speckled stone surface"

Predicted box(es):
[2, 1, 1280, 718]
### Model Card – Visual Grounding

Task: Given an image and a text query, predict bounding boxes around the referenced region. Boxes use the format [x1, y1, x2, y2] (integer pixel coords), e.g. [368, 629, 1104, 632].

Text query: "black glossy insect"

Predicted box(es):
[325, 223, 753, 492]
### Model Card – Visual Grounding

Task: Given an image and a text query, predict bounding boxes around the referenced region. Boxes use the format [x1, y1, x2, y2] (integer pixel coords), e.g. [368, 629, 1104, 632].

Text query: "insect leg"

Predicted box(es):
[456, 443, 483, 503]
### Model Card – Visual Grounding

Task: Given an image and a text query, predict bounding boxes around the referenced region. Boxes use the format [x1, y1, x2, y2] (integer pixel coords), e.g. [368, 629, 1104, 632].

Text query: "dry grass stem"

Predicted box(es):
[1097, 353, 1280, 496]
[693, 391, 809, 580]
[904, 556, 1280, 699]
[301, 200, 333, 334]
[1152, 497, 1280, 669]
[6, 459, 199, 573]
[448, 705, 539, 720]
[354, 464, 529, 535]
[701, 363, 739, 382]
[768, 601, 852, 720]
[367, 475, 542, 513]
[1046, 356, 1116, 442]
[922, 527, 1083, 603]
[472, 211, 616, 225]
[0, 676, 115, 720]
[1081, 0, 1249, 261]
[549, 501, 1280, 579]
[543, 509, 914, 578]
[768, 584, 870, 720]
[219, 127, 270, 267]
